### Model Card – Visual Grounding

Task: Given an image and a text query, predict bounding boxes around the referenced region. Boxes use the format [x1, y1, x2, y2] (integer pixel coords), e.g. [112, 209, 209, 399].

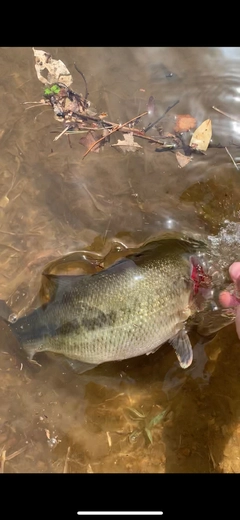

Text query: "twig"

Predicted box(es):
[225, 146, 239, 170]
[74, 63, 89, 101]
[25, 104, 48, 111]
[0, 446, 26, 473]
[34, 109, 52, 122]
[102, 214, 112, 247]
[208, 445, 217, 470]
[106, 431, 112, 448]
[0, 449, 6, 473]
[114, 126, 167, 146]
[82, 111, 148, 159]
[63, 446, 71, 473]
[22, 101, 46, 105]
[144, 100, 180, 133]
[82, 183, 108, 213]
[53, 125, 70, 142]
[0, 244, 22, 252]
[212, 106, 240, 123]
[100, 392, 125, 404]
[64, 127, 104, 133]
[51, 109, 173, 147]
[5, 446, 26, 461]
[0, 230, 16, 235]
[66, 127, 166, 147]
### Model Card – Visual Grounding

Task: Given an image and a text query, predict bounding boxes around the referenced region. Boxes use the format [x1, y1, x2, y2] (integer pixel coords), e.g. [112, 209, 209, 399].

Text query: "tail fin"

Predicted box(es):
[0, 300, 42, 372]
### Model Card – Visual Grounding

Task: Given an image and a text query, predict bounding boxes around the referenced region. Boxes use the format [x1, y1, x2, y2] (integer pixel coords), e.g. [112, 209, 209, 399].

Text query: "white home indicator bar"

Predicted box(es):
[77, 513, 163, 516]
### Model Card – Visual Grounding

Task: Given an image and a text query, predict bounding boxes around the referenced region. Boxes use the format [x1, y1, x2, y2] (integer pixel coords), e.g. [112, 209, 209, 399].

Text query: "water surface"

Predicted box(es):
[1, 47, 240, 473]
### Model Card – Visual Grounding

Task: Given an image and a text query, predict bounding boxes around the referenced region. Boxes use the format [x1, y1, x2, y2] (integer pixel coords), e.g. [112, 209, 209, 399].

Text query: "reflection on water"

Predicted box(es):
[1, 47, 240, 473]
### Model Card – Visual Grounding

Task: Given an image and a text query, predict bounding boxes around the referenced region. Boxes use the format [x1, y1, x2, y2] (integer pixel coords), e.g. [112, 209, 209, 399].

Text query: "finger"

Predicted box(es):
[229, 262, 240, 282]
[219, 290, 240, 308]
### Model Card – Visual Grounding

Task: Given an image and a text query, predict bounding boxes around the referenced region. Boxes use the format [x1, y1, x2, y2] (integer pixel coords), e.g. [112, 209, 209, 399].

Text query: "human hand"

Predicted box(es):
[219, 262, 240, 338]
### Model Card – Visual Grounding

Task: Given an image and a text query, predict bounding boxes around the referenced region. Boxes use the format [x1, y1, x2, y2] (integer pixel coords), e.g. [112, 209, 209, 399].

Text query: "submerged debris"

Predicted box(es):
[0, 446, 27, 473]
[32, 48, 73, 86]
[174, 114, 197, 133]
[126, 405, 171, 446]
[24, 49, 217, 166]
[111, 132, 143, 153]
[189, 119, 212, 151]
[225, 147, 239, 170]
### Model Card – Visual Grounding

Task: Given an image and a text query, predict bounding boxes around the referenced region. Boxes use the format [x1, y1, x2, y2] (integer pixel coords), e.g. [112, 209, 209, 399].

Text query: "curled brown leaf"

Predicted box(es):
[174, 114, 197, 132]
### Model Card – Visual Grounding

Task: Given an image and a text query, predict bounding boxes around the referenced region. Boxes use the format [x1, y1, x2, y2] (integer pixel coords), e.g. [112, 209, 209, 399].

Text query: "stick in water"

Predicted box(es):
[225, 146, 239, 170]
[82, 111, 148, 159]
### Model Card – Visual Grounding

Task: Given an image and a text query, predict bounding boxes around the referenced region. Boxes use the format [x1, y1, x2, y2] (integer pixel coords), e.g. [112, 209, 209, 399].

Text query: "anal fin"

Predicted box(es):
[169, 329, 193, 369]
[66, 358, 99, 374]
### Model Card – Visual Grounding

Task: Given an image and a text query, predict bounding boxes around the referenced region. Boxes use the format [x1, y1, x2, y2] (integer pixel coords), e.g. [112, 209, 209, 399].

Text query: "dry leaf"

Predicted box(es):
[112, 132, 142, 153]
[189, 119, 212, 151]
[64, 97, 82, 113]
[176, 151, 193, 168]
[98, 112, 108, 119]
[0, 195, 9, 208]
[174, 114, 196, 132]
[32, 48, 73, 86]
[79, 131, 103, 153]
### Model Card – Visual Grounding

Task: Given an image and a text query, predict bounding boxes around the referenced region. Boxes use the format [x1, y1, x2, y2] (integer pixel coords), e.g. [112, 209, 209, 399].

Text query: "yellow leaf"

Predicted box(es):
[190, 119, 212, 151]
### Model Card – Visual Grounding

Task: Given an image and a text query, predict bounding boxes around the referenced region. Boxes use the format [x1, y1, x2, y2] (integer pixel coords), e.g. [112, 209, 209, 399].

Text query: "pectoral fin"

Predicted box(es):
[170, 329, 193, 369]
[22, 341, 44, 360]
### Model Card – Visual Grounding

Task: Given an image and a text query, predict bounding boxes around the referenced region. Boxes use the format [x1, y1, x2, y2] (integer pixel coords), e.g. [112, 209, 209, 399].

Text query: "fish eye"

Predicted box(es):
[9, 313, 18, 323]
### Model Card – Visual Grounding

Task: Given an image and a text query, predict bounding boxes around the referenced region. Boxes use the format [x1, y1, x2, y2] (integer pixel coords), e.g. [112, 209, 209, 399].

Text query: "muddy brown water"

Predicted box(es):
[1, 47, 240, 473]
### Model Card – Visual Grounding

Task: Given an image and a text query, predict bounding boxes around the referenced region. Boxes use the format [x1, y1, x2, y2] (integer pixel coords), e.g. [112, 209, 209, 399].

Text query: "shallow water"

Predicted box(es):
[1, 47, 240, 473]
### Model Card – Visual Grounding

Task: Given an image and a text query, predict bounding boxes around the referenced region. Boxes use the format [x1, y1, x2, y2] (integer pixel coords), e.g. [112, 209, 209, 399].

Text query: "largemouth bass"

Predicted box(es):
[1, 236, 214, 372]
